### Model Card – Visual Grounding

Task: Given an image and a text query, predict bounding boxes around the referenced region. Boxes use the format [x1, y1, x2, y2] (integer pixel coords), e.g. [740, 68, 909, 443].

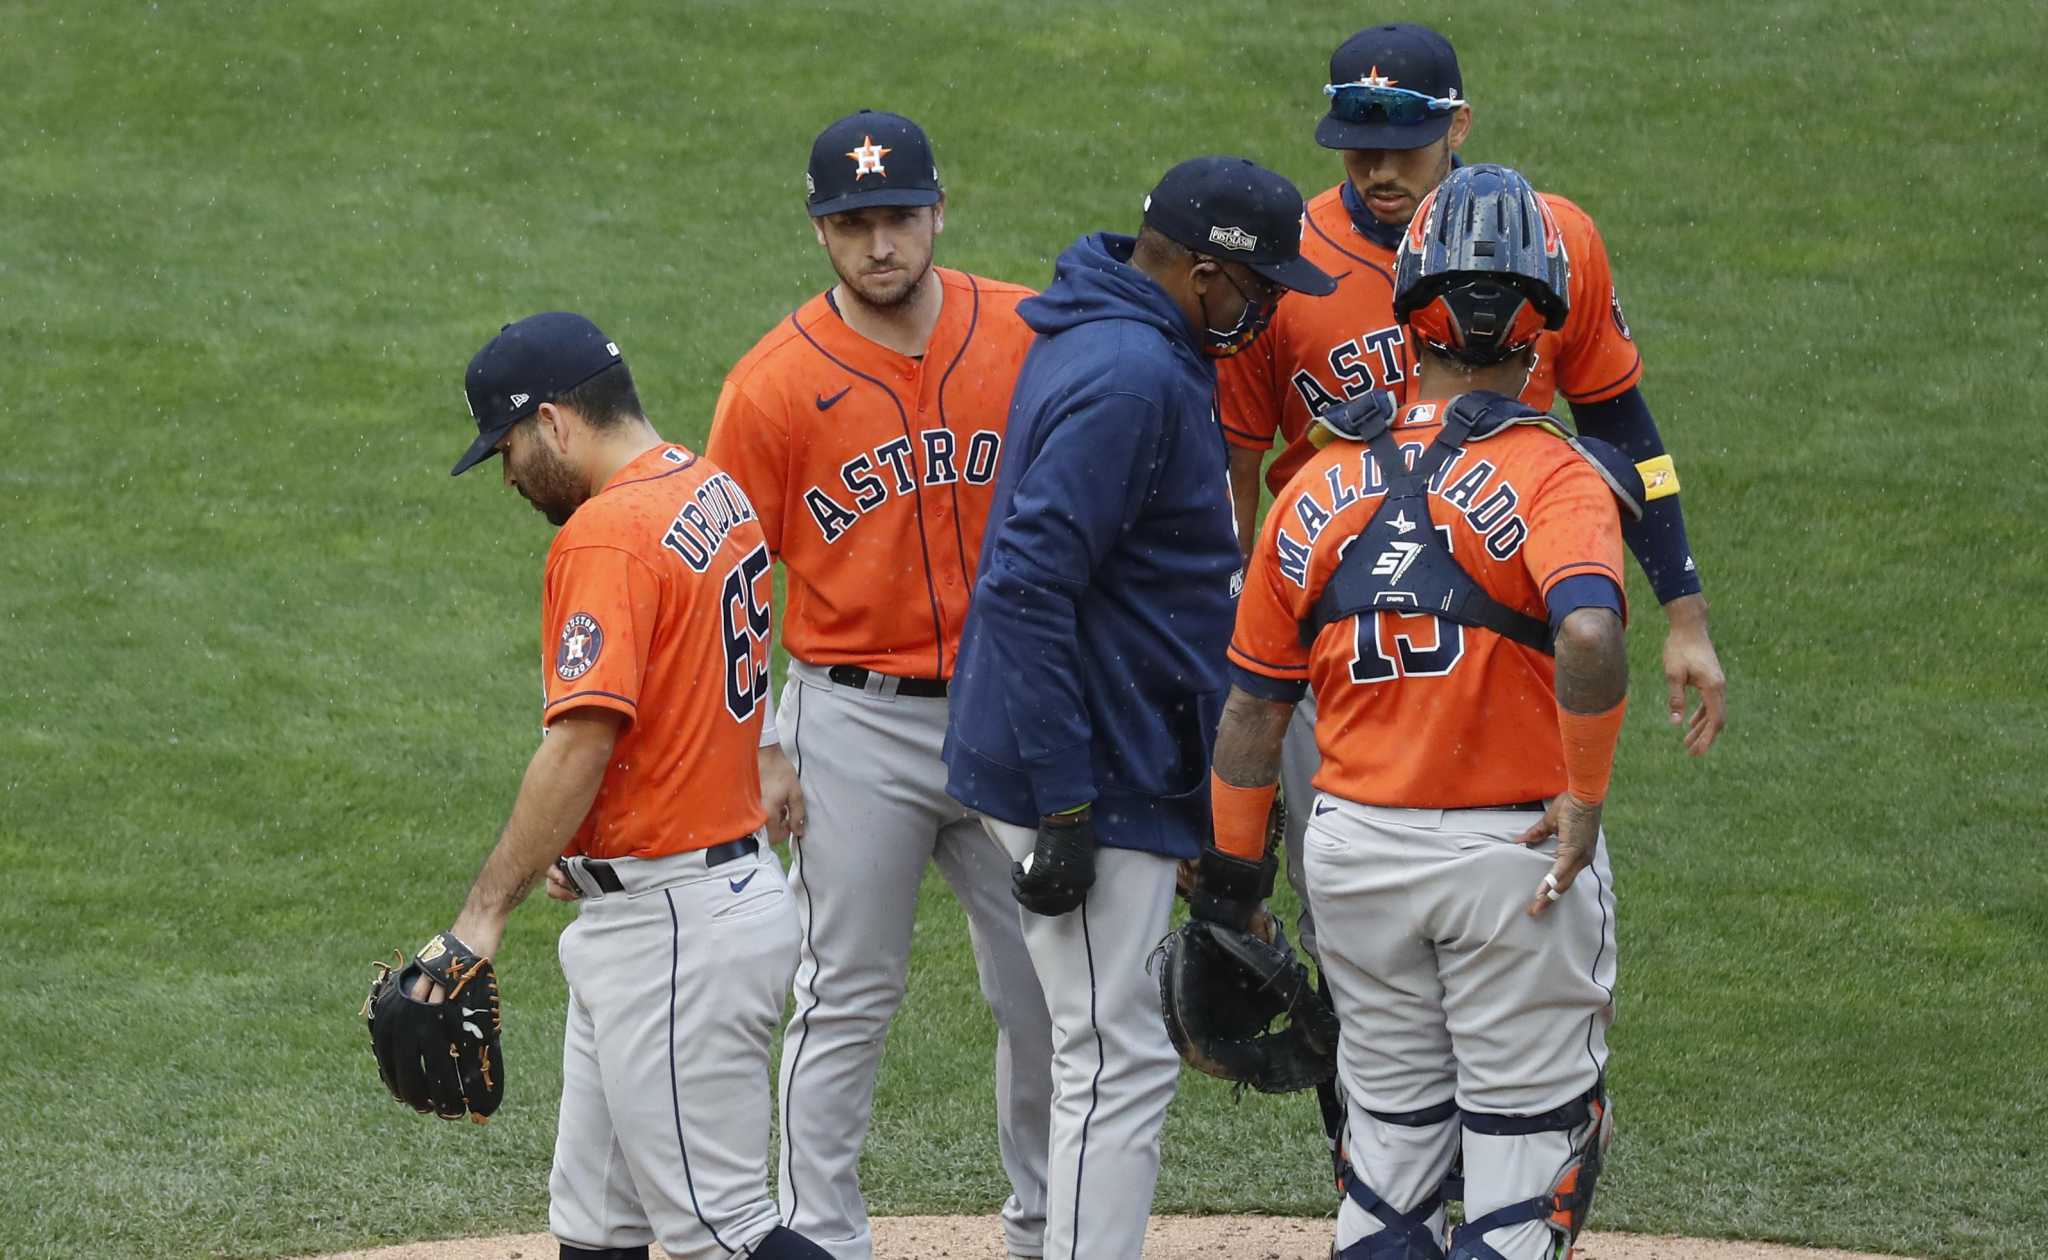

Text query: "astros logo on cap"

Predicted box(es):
[847, 136, 890, 179]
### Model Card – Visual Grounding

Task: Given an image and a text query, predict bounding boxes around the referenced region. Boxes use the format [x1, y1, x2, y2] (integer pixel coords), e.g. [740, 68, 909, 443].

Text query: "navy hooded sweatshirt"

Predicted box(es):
[943, 232, 1241, 858]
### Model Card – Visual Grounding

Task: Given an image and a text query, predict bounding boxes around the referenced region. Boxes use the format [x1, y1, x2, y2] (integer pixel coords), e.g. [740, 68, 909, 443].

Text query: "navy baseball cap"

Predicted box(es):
[453, 311, 622, 476]
[1316, 23, 1465, 152]
[806, 110, 942, 218]
[1142, 156, 1338, 296]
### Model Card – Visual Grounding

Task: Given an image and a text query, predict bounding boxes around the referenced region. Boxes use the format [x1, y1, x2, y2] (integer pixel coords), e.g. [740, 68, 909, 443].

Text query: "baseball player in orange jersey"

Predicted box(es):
[1194, 166, 1633, 1259]
[705, 111, 1052, 1260]
[429, 314, 832, 1260]
[1217, 22, 1726, 968]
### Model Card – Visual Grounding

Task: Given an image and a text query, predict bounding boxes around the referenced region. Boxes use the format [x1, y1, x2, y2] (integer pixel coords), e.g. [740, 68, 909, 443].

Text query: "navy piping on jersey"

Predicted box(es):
[1304, 209, 1389, 281]
[1073, 900, 1107, 1245]
[1536, 560, 1624, 591]
[1227, 644, 1309, 675]
[935, 274, 982, 588]
[604, 449, 699, 490]
[1217, 416, 1266, 444]
[665, 887, 736, 1254]
[1566, 358, 1645, 407]
[789, 311, 951, 675]
[545, 689, 638, 713]
[781, 679, 820, 1226]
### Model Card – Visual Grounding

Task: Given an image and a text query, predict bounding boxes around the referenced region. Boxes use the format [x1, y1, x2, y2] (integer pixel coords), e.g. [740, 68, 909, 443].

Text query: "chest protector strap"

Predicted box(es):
[1300, 392, 1554, 654]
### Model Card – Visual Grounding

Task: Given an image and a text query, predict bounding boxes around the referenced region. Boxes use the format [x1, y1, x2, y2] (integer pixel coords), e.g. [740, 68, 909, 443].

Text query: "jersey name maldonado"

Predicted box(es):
[1275, 441, 1530, 588]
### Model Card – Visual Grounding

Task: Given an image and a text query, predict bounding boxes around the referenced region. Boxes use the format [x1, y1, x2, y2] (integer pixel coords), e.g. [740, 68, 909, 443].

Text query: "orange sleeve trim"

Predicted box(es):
[1227, 642, 1310, 679]
[1537, 559, 1624, 596]
[1559, 697, 1626, 805]
[1560, 353, 1644, 405]
[1211, 771, 1278, 862]
[544, 690, 638, 725]
[1221, 421, 1274, 449]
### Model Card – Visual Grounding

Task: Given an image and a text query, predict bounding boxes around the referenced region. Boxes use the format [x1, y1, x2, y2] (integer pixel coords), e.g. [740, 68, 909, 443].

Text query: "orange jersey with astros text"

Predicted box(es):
[707, 268, 1037, 678]
[1228, 400, 1626, 807]
[540, 443, 772, 859]
[1217, 182, 1643, 496]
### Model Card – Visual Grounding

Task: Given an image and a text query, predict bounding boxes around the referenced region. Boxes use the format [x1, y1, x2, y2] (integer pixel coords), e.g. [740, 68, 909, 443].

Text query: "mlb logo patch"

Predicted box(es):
[557, 612, 604, 682]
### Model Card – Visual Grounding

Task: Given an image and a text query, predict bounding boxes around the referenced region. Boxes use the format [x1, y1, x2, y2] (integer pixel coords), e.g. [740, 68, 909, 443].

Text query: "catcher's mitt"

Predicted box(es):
[364, 931, 504, 1122]
[1155, 917, 1338, 1095]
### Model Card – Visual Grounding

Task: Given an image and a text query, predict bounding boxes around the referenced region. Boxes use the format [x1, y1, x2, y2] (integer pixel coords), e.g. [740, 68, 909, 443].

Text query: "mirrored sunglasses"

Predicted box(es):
[1323, 81, 1464, 126]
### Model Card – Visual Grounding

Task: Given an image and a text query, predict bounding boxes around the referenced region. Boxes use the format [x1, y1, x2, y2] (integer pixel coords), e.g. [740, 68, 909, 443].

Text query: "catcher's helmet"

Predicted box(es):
[1393, 163, 1570, 366]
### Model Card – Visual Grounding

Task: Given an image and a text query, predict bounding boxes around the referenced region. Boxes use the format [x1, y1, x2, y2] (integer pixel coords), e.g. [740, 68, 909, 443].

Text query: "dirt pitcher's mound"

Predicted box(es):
[308, 1215, 1914, 1260]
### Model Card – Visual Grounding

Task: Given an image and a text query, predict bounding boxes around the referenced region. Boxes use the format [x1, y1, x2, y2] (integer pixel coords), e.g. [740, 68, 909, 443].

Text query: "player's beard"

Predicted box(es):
[511, 440, 586, 527]
[838, 252, 932, 311]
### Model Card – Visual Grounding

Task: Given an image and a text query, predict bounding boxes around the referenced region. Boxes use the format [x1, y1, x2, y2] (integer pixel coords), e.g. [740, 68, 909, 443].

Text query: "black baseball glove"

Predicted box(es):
[1155, 916, 1339, 1095]
[364, 931, 504, 1122]
[1012, 810, 1096, 916]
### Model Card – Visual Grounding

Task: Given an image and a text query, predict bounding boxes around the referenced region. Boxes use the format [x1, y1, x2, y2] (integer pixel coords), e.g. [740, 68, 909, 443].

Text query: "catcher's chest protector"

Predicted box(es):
[1301, 395, 1554, 655]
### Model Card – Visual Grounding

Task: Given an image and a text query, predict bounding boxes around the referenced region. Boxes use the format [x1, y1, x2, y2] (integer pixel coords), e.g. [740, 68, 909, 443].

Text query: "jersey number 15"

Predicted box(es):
[722, 543, 773, 722]
[1348, 525, 1466, 683]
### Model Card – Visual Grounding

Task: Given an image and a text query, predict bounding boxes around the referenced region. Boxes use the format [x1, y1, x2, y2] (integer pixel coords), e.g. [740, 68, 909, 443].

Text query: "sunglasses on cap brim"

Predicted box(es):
[1323, 81, 1465, 126]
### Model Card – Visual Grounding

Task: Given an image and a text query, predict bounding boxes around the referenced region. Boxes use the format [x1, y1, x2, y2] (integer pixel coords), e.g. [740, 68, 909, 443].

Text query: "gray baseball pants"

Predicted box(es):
[1303, 797, 1617, 1260]
[549, 843, 797, 1260]
[777, 661, 1053, 1260]
[983, 817, 1181, 1260]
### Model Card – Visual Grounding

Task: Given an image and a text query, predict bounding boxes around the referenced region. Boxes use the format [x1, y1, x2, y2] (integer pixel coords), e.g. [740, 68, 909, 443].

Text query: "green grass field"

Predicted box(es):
[5, 2, 2045, 1258]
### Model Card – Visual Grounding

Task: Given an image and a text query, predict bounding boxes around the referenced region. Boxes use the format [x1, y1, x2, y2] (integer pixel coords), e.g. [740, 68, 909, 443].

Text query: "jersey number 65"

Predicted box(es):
[721, 543, 773, 722]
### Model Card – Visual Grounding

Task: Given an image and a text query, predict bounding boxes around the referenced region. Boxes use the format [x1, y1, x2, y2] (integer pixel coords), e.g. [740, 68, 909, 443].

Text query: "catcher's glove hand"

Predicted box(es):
[1012, 810, 1096, 917]
[1181, 789, 1287, 932]
[1155, 917, 1338, 1095]
[364, 931, 504, 1122]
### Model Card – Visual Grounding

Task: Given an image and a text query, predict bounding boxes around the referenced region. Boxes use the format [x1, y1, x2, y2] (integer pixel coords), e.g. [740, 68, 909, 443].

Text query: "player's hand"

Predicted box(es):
[758, 744, 807, 844]
[1516, 795, 1603, 917]
[1661, 594, 1726, 757]
[545, 860, 583, 902]
[1188, 846, 1264, 933]
[1013, 810, 1097, 916]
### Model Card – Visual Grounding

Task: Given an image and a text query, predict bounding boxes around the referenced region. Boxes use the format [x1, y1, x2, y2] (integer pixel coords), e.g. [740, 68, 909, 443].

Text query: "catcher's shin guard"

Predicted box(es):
[1335, 1097, 1459, 1259]
[1447, 1081, 1612, 1260]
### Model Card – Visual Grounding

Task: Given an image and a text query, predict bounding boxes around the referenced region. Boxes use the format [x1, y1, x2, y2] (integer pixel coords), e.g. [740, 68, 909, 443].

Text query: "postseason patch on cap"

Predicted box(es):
[556, 612, 604, 682]
[1208, 225, 1258, 252]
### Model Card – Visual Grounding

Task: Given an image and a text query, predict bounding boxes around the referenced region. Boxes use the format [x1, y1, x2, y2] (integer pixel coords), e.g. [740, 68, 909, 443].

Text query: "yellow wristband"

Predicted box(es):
[1636, 455, 1681, 500]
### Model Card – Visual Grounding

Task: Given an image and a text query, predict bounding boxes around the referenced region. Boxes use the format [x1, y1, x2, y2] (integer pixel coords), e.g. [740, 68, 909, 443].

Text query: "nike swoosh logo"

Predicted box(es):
[815, 386, 852, 411]
[1312, 801, 1337, 817]
[729, 870, 759, 894]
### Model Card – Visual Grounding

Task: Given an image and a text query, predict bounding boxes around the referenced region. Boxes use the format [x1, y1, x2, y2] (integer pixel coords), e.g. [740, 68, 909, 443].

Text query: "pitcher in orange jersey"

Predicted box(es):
[1192, 167, 1632, 1260]
[704, 111, 1051, 1260]
[427, 313, 833, 1260]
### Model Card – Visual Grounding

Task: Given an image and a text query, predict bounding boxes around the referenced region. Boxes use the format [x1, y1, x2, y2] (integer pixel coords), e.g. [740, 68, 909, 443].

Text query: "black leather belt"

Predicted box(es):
[827, 664, 948, 698]
[582, 836, 760, 893]
[1496, 800, 1549, 812]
